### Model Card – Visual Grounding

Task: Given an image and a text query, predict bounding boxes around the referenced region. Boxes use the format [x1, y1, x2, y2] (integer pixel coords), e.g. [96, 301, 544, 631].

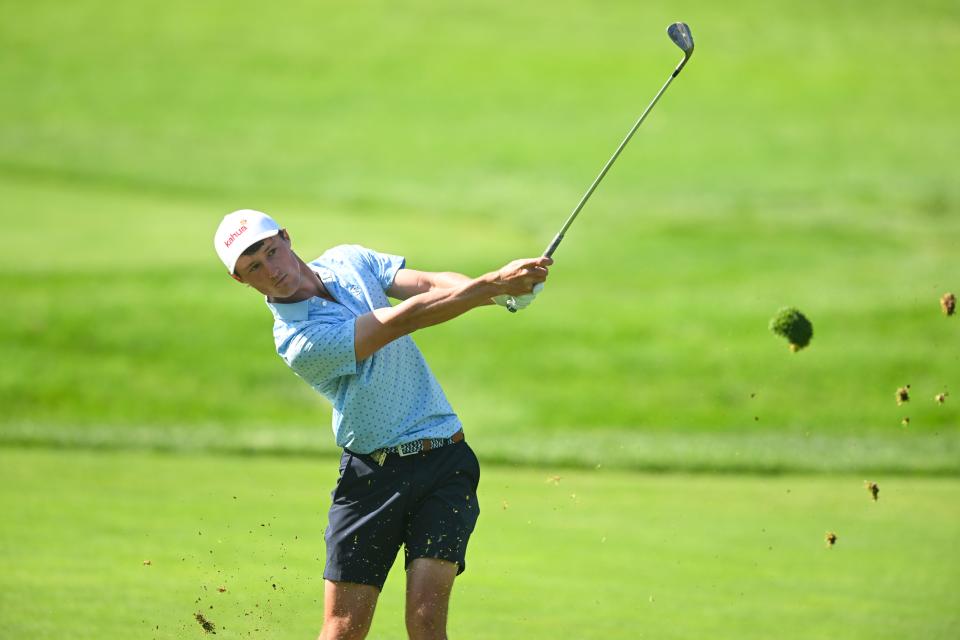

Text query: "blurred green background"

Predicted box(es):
[1, 0, 959, 637]
[2, 0, 957, 472]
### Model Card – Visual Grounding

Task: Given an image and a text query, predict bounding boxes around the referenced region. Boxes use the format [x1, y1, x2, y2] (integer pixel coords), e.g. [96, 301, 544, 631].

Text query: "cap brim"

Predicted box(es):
[228, 228, 281, 274]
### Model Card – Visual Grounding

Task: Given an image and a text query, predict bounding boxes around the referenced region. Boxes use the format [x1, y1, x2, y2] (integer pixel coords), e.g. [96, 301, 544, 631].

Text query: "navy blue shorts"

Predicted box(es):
[323, 440, 481, 590]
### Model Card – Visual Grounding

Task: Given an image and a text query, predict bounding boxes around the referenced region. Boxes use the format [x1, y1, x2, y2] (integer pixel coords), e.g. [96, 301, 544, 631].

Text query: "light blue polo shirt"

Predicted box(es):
[266, 244, 462, 454]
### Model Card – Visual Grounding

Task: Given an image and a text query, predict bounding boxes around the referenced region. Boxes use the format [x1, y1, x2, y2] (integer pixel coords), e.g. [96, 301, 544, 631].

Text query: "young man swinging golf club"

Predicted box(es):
[214, 209, 550, 640]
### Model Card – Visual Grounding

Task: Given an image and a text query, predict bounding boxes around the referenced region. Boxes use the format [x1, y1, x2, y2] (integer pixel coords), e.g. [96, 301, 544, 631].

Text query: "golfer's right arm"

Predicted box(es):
[353, 256, 551, 361]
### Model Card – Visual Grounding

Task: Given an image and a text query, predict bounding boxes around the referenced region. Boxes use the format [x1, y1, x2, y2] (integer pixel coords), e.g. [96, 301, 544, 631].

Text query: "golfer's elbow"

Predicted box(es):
[354, 309, 414, 361]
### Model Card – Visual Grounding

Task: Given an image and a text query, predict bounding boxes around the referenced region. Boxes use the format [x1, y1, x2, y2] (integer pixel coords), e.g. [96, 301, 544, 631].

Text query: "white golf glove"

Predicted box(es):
[493, 283, 545, 312]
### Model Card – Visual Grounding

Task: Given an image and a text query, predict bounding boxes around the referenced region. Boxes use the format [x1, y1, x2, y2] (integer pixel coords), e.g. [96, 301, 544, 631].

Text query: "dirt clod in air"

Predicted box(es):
[546, 475, 562, 485]
[864, 481, 879, 501]
[935, 392, 948, 405]
[217, 586, 227, 593]
[194, 612, 216, 634]
[901, 417, 910, 427]
[142, 560, 152, 566]
[941, 293, 956, 316]
[895, 385, 910, 406]
[825, 532, 837, 548]
[769, 307, 814, 352]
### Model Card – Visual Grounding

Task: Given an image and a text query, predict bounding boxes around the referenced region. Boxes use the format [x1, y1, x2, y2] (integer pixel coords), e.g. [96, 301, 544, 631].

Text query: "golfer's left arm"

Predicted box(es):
[354, 257, 550, 361]
[388, 269, 485, 301]
[389, 268, 543, 311]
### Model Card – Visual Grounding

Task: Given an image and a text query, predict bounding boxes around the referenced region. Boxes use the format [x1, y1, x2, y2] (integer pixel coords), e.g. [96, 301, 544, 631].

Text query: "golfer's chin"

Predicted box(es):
[265, 275, 299, 300]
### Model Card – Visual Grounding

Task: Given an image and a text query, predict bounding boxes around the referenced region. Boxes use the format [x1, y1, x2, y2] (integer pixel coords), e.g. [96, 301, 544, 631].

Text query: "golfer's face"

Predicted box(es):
[234, 233, 301, 298]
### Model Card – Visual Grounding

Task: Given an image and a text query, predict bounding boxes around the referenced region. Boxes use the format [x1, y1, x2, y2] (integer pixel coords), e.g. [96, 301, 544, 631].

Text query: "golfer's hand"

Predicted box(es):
[492, 285, 540, 311]
[495, 257, 552, 296]
[510, 282, 545, 310]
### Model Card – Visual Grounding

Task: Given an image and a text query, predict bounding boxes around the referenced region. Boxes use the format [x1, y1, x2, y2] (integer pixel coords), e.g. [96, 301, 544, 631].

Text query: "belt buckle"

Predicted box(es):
[371, 450, 388, 466]
[397, 441, 421, 457]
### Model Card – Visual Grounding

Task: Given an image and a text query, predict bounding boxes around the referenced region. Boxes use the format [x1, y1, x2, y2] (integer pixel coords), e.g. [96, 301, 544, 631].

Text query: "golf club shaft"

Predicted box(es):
[506, 22, 693, 312]
[543, 66, 684, 259]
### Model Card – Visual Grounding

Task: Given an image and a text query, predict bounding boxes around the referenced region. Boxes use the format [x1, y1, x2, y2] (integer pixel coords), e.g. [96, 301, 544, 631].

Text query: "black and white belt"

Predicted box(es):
[368, 430, 464, 466]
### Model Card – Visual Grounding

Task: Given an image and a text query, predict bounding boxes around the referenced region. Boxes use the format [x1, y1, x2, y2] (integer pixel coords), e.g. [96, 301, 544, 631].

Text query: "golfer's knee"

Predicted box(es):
[319, 614, 369, 640]
[405, 603, 446, 639]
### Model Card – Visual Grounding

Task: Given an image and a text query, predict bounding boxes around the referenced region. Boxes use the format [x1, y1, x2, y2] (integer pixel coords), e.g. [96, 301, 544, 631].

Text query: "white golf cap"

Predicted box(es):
[214, 209, 281, 273]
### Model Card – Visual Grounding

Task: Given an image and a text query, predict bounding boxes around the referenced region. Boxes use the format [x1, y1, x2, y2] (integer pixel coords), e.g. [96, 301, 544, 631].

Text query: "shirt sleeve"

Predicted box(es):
[279, 318, 357, 384]
[352, 245, 406, 291]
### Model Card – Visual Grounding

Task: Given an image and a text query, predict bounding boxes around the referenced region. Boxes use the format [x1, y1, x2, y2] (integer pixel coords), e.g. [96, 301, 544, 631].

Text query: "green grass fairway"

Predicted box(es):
[2, 448, 957, 639]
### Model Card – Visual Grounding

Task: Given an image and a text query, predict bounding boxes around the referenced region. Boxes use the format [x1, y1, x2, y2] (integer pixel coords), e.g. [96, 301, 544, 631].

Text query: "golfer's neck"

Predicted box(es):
[269, 260, 327, 304]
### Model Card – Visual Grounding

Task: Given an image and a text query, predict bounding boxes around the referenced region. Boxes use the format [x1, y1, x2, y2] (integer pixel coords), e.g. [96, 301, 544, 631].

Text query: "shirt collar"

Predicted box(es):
[266, 299, 309, 322]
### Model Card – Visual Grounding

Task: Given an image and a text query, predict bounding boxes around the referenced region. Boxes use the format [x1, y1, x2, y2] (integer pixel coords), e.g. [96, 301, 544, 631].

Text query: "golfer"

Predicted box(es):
[214, 209, 550, 640]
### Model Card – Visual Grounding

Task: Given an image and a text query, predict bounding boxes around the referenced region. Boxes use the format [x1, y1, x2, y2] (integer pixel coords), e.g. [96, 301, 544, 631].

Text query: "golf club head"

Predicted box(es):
[667, 22, 694, 55]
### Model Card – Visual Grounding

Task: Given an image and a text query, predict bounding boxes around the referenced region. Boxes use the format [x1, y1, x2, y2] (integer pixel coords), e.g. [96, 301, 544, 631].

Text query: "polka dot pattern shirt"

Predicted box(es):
[266, 245, 462, 453]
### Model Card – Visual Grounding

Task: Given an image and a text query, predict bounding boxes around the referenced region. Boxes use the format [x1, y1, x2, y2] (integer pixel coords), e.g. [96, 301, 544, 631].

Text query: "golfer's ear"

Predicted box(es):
[279, 228, 291, 243]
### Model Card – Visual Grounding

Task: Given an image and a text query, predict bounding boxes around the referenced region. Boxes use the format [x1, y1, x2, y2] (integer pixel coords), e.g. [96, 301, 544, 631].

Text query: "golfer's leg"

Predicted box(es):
[318, 580, 380, 640]
[405, 558, 458, 640]
[322, 451, 408, 639]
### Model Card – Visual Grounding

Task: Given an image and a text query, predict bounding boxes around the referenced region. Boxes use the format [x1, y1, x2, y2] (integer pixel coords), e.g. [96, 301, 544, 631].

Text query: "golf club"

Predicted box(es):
[506, 22, 694, 312]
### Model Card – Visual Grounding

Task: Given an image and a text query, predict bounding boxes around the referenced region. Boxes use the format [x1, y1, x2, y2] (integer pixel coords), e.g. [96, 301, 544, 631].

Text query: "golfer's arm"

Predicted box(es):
[355, 274, 499, 361]
[387, 268, 475, 300]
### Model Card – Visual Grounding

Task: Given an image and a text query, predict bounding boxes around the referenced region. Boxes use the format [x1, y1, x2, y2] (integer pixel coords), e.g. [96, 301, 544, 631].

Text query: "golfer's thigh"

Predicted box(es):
[322, 579, 379, 630]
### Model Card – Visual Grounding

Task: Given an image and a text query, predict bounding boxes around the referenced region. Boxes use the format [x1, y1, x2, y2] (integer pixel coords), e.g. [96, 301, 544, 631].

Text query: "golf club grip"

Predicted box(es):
[543, 233, 564, 258]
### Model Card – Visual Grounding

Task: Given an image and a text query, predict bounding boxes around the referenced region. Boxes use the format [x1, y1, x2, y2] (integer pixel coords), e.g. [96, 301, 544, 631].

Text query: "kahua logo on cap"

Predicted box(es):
[223, 219, 248, 248]
[214, 209, 281, 274]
